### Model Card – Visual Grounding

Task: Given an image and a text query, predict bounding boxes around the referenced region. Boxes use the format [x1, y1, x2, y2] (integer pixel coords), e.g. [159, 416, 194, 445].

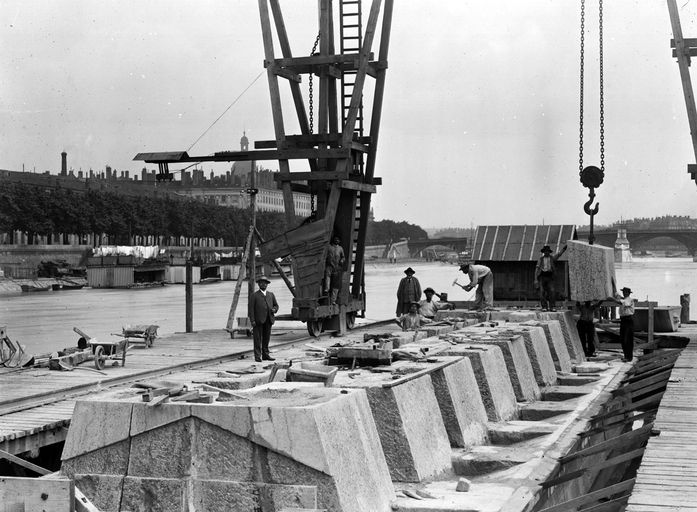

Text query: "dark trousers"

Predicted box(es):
[619, 315, 634, 361]
[253, 319, 272, 360]
[538, 272, 556, 310]
[576, 319, 596, 357]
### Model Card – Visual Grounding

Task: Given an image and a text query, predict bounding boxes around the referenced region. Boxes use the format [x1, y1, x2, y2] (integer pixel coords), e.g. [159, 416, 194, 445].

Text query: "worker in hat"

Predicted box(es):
[534, 243, 567, 311]
[457, 263, 494, 310]
[396, 301, 432, 331]
[609, 286, 635, 362]
[396, 267, 422, 316]
[324, 236, 345, 305]
[248, 275, 279, 362]
[419, 287, 453, 319]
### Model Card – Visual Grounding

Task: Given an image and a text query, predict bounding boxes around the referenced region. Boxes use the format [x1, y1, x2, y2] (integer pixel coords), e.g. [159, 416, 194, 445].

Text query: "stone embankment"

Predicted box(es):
[55, 308, 629, 512]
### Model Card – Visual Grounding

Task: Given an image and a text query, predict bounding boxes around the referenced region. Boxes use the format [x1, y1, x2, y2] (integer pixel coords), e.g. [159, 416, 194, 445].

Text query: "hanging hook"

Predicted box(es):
[583, 187, 599, 216]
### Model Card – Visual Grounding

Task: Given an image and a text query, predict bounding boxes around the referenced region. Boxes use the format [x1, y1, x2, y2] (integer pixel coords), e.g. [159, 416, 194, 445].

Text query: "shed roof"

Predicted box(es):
[472, 225, 577, 262]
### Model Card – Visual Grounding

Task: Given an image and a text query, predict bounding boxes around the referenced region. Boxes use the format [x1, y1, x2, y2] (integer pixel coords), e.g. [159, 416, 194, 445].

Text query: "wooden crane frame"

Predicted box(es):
[135, 0, 394, 337]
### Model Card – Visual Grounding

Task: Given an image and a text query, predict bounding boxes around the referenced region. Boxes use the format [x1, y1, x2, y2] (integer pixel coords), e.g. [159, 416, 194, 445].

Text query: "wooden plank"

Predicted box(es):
[339, 180, 377, 193]
[0, 448, 51, 475]
[541, 447, 645, 488]
[538, 479, 635, 512]
[559, 424, 653, 464]
[0, 476, 73, 512]
[274, 170, 348, 181]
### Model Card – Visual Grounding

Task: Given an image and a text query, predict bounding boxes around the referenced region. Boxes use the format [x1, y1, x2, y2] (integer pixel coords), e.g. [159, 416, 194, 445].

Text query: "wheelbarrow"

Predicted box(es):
[120, 324, 159, 348]
[74, 326, 130, 370]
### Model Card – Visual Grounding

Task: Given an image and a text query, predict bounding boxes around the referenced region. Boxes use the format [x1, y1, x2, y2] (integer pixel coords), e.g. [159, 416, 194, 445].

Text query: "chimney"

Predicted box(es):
[61, 151, 67, 175]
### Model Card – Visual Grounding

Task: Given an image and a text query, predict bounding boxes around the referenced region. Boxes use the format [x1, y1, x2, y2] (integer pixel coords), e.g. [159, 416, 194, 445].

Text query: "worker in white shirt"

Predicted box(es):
[456, 263, 494, 310]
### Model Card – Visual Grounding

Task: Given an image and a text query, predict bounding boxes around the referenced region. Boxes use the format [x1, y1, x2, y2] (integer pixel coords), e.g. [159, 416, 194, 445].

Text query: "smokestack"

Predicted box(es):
[61, 151, 67, 175]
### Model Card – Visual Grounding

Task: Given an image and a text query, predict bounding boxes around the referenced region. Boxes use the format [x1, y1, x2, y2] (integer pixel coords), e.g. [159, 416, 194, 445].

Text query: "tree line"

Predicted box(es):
[0, 181, 427, 246]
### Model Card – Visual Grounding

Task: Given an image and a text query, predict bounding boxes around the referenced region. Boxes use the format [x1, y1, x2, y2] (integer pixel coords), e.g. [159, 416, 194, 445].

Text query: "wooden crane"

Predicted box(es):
[135, 0, 394, 337]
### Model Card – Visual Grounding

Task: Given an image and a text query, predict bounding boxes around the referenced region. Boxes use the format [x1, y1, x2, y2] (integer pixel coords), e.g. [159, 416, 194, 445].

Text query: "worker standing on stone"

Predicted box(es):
[396, 267, 422, 315]
[396, 301, 432, 331]
[248, 275, 279, 363]
[419, 287, 453, 319]
[324, 236, 345, 304]
[535, 244, 567, 312]
[457, 263, 494, 310]
[575, 300, 602, 357]
[609, 287, 636, 362]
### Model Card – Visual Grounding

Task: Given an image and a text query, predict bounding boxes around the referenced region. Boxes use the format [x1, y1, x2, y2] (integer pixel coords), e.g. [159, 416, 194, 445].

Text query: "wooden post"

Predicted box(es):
[248, 163, 257, 309]
[647, 298, 654, 346]
[185, 259, 193, 332]
[680, 293, 690, 323]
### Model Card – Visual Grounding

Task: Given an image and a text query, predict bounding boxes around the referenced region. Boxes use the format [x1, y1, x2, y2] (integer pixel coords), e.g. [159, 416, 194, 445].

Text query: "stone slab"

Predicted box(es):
[443, 333, 540, 402]
[433, 310, 488, 322]
[490, 326, 558, 387]
[73, 474, 124, 512]
[567, 240, 616, 302]
[121, 476, 186, 512]
[334, 368, 452, 482]
[437, 344, 518, 421]
[192, 481, 317, 512]
[62, 401, 133, 460]
[521, 320, 573, 372]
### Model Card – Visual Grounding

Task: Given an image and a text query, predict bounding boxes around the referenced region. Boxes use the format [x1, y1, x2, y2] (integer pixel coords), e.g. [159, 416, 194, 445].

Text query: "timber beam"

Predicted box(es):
[134, 146, 353, 164]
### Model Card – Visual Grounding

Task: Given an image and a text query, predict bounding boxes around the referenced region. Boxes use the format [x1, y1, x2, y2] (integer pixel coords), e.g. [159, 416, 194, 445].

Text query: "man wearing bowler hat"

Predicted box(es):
[535, 243, 567, 311]
[396, 267, 422, 316]
[248, 275, 279, 362]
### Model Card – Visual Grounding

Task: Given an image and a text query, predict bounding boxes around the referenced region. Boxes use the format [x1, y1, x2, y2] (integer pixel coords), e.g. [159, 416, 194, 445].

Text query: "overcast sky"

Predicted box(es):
[2, 0, 697, 229]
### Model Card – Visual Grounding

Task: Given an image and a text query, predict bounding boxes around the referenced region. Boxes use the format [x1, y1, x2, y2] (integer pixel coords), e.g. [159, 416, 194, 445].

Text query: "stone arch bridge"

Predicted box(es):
[579, 227, 697, 256]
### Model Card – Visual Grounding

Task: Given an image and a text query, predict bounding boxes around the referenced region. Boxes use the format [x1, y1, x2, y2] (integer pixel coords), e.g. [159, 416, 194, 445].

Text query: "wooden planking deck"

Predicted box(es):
[626, 325, 697, 512]
[0, 327, 310, 453]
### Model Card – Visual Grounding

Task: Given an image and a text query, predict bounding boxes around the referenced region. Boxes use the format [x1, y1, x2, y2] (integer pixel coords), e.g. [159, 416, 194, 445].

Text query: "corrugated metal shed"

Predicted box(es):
[472, 225, 577, 262]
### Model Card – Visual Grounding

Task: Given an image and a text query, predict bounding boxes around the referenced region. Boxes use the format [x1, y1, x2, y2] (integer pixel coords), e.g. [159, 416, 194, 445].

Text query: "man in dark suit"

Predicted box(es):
[248, 275, 279, 362]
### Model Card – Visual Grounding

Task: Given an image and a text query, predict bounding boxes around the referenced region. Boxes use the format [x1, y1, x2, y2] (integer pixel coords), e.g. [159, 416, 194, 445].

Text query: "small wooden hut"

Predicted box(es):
[470, 225, 578, 302]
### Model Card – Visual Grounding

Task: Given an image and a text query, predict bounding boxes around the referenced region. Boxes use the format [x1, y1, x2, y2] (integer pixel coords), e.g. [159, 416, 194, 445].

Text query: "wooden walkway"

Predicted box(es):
[626, 326, 697, 512]
[0, 326, 312, 456]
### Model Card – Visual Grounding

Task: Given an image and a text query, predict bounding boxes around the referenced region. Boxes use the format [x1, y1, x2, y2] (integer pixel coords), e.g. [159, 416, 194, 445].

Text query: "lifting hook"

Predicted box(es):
[583, 188, 599, 216]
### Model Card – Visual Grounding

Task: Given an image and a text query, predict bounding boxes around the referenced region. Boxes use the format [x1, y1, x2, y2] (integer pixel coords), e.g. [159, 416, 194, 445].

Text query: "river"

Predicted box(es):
[1, 257, 694, 355]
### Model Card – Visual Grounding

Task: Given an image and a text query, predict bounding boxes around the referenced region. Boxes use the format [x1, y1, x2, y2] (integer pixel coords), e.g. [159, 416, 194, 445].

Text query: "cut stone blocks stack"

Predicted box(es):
[443, 331, 540, 402]
[60, 384, 394, 512]
[520, 320, 573, 372]
[536, 311, 586, 363]
[566, 240, 616, 301]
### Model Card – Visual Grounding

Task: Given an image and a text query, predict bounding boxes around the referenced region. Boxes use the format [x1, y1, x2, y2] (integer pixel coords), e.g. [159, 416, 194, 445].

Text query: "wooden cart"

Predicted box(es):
[90, 338, 129, 370]
[121, 324, 159, 348]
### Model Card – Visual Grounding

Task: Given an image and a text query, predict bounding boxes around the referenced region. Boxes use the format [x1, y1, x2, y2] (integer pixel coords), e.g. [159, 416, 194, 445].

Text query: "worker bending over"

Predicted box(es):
[457, 263, 494, 310]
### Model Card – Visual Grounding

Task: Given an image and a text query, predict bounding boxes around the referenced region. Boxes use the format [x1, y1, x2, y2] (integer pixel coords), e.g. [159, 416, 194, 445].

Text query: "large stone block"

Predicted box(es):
[567, 240, 616, 301]
[521, 320, 573, 372]
[192, 481, 317, 512]
[445, 332, 540, 402]
[489, 326, 557, 387]
[333, 367, 452, 482]
[73, 474, 124, 512]
[121, 476, 186, 512]
[537, 310, 586, 362]
[437, 344, 518, 421]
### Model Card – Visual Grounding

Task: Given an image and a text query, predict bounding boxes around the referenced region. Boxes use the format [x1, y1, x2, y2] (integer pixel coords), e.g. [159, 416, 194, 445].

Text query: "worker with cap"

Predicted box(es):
[396, 267, 422, 316]
[396, 301, 432, 331]
[456, 263, 494, 310]
[248, 274, 279, 363]
[535, 243, 567, 312]
[609, 286, 636, 362]
[419, 287, 453, 319]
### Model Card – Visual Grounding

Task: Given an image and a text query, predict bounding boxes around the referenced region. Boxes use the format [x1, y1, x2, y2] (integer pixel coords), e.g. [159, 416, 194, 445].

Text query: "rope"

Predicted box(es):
[186, 70, 265, 152]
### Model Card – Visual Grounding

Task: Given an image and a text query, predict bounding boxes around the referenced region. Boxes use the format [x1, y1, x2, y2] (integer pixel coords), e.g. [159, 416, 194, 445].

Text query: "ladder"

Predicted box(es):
[340, 0, 364, 143]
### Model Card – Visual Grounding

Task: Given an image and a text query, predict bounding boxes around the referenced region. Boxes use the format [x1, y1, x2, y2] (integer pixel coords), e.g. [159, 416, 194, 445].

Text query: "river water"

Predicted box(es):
[1, 257, 694, 355]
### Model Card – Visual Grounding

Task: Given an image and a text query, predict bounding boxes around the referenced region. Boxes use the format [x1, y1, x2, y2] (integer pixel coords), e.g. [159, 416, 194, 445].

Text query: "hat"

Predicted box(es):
[459, 263, 469, 272]
[256, 275, 271, 283]
[410, 301, 421, 308]
[541, 245, 553, 253]
[404, 267, 415, 275]
[424, 287, 436, 294]
[621, 287, 632, 293]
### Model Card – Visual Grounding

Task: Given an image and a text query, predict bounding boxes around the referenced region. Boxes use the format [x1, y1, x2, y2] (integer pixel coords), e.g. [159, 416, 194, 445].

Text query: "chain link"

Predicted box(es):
[579, 0, 585, 175]
[308, 31, 320, 215]
[599, 0, 605, 173]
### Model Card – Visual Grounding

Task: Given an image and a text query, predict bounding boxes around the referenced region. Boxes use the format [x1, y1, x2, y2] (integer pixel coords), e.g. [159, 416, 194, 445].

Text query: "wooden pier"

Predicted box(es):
[626, 324, 697, 512]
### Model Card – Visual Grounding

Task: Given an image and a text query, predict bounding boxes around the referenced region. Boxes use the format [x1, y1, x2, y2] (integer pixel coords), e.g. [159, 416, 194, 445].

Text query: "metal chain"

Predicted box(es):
[599, 0, 605, 172]
[308, 32, 321, 134]
[578, 0, 585, 175]
[308, 31, 320, 215]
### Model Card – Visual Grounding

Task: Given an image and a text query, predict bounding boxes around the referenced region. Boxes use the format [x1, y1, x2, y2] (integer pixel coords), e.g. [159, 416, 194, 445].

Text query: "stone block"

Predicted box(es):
[445, 333, 539, 402]
[61, 439, 131, 478]
[434, 309, 488, 322]
[333, 369, 452, 482]
[493, 326, 557, 387]
[128, 417, 194, 478]
[121, 476, 186, 512]
[521, 320, 573, 372]
[488, 310, 538, 323]
[73, 474, 124, 512]
[423, 324, 455, 337]
[537, 310, 586, 362]
[62, 401, 133, 461]
[428, 357, 488, 448]
[192, 481, 317, 512]
[567, 240, 616, 301]
[439, 344, 518, 421]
